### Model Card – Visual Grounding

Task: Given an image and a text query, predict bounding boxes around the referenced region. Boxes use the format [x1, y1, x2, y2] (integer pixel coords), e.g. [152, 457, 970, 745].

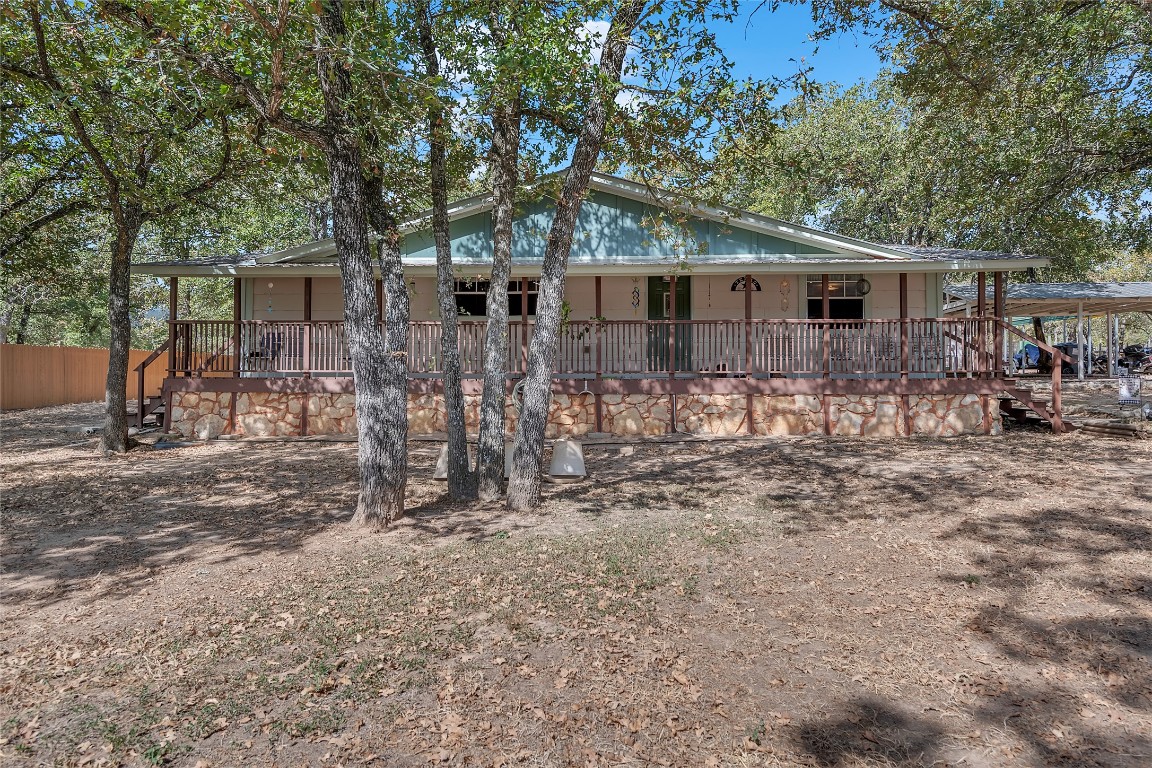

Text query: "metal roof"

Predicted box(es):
[134, 171, 1050, 277]
[945, 282, 1152, 316]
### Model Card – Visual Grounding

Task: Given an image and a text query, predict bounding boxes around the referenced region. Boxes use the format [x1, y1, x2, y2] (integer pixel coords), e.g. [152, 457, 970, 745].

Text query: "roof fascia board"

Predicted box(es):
[134, 256, 1047, 278]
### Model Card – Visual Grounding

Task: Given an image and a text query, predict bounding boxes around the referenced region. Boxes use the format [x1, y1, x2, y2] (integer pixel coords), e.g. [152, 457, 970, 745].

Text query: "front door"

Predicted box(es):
[647, 276, 692, 372]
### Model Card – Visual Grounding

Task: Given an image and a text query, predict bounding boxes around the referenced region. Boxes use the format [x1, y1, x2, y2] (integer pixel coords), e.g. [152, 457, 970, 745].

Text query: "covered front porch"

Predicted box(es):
[137, 269, 1065, 439]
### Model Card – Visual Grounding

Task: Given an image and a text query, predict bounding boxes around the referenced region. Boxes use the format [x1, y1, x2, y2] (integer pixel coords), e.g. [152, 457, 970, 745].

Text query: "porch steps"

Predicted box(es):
[135, 394, 166, 429]
[998, 386, 1070, 432]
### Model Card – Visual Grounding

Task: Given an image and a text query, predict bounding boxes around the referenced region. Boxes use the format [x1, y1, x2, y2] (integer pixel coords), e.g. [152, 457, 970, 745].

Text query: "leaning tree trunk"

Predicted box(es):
[430, 151, 473, 500]
[417, 0, 474, 500]
[506, 1, 647, 511]
[370, 212, 411, 523]
[100, 206, 142, 453]
[477, 103, 521, 500]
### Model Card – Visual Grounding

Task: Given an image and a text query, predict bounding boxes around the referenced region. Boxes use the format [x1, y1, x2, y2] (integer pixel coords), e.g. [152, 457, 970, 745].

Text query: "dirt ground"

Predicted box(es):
[1, 403, 1150, 767]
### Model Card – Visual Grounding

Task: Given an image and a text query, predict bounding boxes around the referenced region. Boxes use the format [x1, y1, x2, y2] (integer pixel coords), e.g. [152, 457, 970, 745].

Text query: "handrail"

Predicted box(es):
[999, 319, 1064, 431]
[134, 338, 171, 428]
[193, 337, 235, 377]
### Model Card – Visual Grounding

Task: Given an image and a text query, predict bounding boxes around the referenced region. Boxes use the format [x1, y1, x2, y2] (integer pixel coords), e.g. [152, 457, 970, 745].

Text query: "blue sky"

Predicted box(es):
[711, 3, 884, 94]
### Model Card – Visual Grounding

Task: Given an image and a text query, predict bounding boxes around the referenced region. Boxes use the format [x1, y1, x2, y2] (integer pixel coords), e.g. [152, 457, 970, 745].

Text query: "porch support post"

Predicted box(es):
[899, 273, 910, 436]
[1087, 315, 1093, 377]
[168, 276, 178, 376]
[521, 277, 529, 373]
[821, 274, 831, 435]
[1109, 312, 1116, 377]
[668, 274, 677, 433]
[668, 274, 677, 379]
[1077, 301, 1085, 381]
[976, 271, 987, 377]
[993, 271, 1005, 376]
[976, 271, 989, 431]
[232, 278, 242, 379]
[303, 277, 312, 379]
[745, 273, 753, 434]
[594, 275, 603, 433]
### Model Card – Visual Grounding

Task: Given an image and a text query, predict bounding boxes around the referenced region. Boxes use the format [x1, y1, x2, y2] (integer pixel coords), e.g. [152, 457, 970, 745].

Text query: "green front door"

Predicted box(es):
[647, 276, 692, 372]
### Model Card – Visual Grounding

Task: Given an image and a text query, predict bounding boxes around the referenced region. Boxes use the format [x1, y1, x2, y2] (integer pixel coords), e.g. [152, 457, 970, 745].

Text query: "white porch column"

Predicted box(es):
[1076, 301, 1085, 381]
[1106, 311, 1114, 377]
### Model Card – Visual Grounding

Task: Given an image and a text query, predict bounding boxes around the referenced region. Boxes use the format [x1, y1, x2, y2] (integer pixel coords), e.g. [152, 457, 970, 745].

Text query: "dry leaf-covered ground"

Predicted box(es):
[1, 402, 1150, 767]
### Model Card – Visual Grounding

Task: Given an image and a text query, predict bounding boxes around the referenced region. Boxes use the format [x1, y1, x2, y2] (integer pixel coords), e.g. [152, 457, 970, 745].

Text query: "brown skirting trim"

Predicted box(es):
[163, 375, 1014, 397]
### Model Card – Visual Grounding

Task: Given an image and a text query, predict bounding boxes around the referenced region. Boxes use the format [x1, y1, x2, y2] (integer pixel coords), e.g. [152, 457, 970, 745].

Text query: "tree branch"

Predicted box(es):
[99, 0, 334, 151]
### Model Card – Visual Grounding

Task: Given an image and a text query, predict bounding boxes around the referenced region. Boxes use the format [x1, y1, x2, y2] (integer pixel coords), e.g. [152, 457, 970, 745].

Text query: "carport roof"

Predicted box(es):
[945, 282, 1152, 316]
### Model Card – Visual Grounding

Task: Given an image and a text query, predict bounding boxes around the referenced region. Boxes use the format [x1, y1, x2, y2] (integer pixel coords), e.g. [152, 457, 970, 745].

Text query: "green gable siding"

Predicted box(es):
[401, 190, 836, 263]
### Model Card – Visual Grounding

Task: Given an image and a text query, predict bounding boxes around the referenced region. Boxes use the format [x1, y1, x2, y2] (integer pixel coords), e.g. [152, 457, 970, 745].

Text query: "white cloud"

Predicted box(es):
[578, 20, 611, 65]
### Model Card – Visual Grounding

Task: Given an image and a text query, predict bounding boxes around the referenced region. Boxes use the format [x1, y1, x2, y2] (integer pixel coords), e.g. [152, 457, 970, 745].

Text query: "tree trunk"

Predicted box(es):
[1032, 316, 1052, 372]
[506, 1, 647, 511]
[329, 140, 404, 528]
[417, 0, 474, 500]
[317, 0, 406, 528]
[100, 206, 142, 453]
[477, 103, 521, 500]
[14, 302, 32, 344]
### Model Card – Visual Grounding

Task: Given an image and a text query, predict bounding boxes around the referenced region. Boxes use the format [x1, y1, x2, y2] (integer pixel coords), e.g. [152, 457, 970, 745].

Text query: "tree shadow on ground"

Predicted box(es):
[1, 442, 370, 609]
[795, 697, 949, 766]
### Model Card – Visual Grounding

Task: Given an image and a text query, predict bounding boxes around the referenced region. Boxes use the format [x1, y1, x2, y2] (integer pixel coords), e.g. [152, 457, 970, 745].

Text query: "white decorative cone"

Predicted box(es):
[434, 443, 475, 481]
[549, 438, 586, 478]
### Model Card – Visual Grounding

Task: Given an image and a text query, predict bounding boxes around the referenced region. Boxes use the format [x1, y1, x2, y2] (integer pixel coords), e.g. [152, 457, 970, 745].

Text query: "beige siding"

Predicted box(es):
[245, 272, 941, 322]
[311, 277, 344, 321]
[866, 273, 929, 319]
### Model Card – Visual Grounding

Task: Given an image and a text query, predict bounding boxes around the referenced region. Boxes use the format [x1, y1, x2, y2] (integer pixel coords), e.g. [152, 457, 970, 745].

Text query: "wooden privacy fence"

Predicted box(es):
[0, 345, 168, 410]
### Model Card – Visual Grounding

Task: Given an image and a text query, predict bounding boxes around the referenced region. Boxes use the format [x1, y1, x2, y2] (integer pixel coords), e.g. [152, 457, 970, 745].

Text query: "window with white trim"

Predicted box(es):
[806, 274, 866, 319]
[453, 279, 539, 317]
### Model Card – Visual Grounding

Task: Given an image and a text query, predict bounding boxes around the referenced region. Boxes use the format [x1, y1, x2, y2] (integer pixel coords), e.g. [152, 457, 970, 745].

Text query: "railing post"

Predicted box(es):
[167, 322, 177, 376]
[136, 363, 146, 429]
[821, 275, 831, 379]
[976, 271, 987, 377]
[233, 278, 242, 378]
[302, 323, 312, 378]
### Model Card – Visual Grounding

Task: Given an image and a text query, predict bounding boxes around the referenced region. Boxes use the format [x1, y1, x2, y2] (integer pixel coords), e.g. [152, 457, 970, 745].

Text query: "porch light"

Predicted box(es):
[856, 277, 872, 296]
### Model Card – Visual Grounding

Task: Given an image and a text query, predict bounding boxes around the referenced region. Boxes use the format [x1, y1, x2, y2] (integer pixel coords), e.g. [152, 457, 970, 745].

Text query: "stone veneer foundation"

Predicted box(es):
[170, 390, 998, 439]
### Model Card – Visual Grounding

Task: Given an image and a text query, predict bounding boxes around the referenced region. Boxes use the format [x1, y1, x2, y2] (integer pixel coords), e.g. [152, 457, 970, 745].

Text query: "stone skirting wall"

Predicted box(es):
[170, 390, 998, 439]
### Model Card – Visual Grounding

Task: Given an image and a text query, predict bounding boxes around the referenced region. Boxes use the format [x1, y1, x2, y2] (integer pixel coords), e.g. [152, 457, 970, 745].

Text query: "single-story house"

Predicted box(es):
[133, 172, 1066, 438]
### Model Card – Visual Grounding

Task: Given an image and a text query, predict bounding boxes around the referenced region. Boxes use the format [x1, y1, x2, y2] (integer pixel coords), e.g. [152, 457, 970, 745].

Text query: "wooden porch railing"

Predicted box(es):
[167, 317, 1004, 380]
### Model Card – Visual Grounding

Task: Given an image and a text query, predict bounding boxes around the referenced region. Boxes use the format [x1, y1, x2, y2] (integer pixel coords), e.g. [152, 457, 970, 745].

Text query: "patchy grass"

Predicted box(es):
[1, 402, 1150, 766]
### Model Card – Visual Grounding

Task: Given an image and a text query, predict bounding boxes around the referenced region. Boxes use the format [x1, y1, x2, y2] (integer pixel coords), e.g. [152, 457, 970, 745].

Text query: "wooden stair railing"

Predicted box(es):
[997, 320, 1067, 433]
[192, 337, 236, 377]
[939, 318, 997, 375]
[134, 339, 171, 429]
